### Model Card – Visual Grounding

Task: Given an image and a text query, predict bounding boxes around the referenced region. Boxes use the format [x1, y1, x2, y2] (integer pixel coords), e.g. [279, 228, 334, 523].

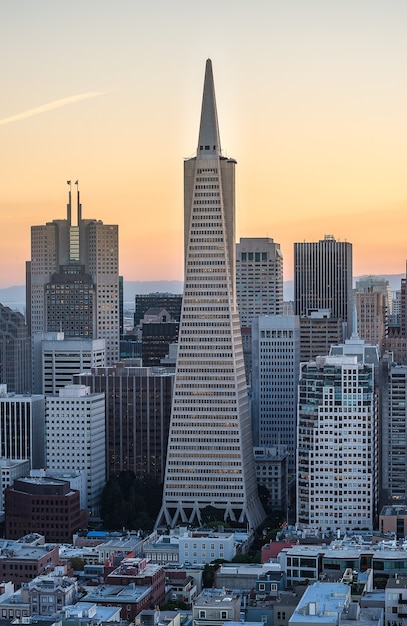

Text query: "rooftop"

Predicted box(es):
[83, 583, 151, 603]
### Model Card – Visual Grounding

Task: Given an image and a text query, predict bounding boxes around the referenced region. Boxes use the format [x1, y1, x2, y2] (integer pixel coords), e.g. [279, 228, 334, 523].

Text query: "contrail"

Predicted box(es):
[0, 92, 106, 126]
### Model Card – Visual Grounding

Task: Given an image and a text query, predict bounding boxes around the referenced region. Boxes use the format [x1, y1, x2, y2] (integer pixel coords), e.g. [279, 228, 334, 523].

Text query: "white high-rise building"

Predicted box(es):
[296, 355, 377, 532]
[33, 332, 105, 395]
[46, 384, 105, 515]
[236, 237, 283, 327]
[156, 60, 265, 529]
[0, 385, 45, 469]
[251, 315, 300, 472]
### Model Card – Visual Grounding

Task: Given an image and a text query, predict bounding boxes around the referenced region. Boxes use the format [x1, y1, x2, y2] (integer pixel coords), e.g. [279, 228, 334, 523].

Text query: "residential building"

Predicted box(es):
[251, 315, 300, 472]
[27, 182, 119, 366]
[62, 602, 121, 624]
[288, 582, 351, 625]
[192, 589, 241, 626]
[0, 540, 60, 588]
[20, 570, 79, 616]
[80, 583, 155, 621]
[46, 384, 105, 514]
[215, 562, 283, 594]
[95, 533, 146, 562]
[294, 235, 353, 336]
[385, 576, 407, 624]
[75, 364, 174, 481]
[164, 569, 197, 606]
[143, 535, 180, 565]
[379, 505, 407, 538]
[105, 557, 165, 607]
[296, 355, 377, 531]
[179, 531, 236, 565]
[156, 60, 264, 529]
[236, 237, 283, 327]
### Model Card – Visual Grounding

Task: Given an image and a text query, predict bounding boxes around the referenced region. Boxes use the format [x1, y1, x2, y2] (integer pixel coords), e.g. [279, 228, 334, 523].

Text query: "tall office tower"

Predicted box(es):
[236, 237, 283, 327]
[156, 60, 264, 529]
[299, 310, 343, 363]
[46, 384, 105, 515]
[0, 385, 45, 469]
[294, 235, 353, 337]
[27, 183, 119, 366]
[0, 304, 31, 393]
[141, 319, 179, 367]
[251, 315, 300, 473]
[75, 363, 174, 482]
[379, 356, 407, 505]
[296, 355, 377, 532]
[355, 276, 389, 346]
[134, 294, 183, 328]
[390, 290, 402, 328]
[32, 332, 105, 395]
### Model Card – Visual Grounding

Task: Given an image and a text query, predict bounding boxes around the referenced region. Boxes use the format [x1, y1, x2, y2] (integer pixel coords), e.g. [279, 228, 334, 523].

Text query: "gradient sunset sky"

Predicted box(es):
[1, 0, 407, 287]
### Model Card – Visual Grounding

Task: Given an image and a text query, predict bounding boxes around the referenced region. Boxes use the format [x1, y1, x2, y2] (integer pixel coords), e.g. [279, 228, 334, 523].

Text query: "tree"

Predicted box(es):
[201, 506, 224, 526]
[100, 471, 163, 531]
[69, 556, 85, 571]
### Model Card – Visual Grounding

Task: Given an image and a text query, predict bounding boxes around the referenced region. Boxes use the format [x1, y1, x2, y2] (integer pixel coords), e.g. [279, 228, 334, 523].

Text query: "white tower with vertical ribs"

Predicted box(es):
[156, 60, 265, 530]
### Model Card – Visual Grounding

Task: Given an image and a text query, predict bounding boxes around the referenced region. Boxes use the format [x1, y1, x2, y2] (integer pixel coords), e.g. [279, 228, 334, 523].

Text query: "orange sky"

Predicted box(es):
[1, 1, 407, 287]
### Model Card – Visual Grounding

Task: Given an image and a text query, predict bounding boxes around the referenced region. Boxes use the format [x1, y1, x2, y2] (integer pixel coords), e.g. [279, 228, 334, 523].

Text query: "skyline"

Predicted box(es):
[2, 1, 407, 287]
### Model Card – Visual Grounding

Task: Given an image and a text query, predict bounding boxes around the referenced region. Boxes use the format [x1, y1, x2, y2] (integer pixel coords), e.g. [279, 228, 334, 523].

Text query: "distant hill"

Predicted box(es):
[284, 275, 404, 302]
[0, 281, 184, 313]
[123, 281, 183, 304]
[0, 274, 403, 313]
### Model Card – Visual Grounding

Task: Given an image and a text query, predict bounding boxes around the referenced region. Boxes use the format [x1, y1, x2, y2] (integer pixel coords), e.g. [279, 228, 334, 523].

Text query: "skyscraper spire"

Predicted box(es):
[156, 61, 265, 530]
[197, 59, 221, 157]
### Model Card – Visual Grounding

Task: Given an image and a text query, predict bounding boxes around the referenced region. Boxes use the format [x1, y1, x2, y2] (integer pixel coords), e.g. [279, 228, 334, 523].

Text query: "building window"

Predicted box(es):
[199, 610, 206, 619]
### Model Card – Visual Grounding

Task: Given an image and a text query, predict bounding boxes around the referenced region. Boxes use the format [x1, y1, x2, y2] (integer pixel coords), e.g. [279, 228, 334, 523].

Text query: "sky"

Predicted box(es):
[1, 0, 407, 287]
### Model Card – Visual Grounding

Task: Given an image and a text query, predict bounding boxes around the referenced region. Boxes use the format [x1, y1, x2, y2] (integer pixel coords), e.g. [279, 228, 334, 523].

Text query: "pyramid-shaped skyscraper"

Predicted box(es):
[156, 60, 265, 530]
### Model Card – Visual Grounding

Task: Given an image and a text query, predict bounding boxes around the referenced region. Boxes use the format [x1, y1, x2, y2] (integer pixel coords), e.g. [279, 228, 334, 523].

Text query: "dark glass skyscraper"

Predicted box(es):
[294, 235, 353, 336]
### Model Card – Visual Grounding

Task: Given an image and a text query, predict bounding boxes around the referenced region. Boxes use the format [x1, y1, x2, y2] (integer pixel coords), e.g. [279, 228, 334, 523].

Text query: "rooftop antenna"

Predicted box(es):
[75, 180, 82, 223]
[66, 180, 72, 225]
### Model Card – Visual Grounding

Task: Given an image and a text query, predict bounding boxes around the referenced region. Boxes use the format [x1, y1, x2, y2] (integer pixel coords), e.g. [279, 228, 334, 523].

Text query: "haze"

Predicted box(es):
[1, 0, 406, 287]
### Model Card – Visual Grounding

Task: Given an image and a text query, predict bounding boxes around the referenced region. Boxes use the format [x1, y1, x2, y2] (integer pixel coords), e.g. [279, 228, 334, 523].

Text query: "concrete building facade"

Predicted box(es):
[27, 184, 119, 366]
[33, 332, 105, 395]
[45, 384, 105, 514]
[251, 315, 300, 472]
[0, 385, 45, 469]
[75, 364, 174, 482]
[156, 60, 264, 529]
[296, 355, 377, 532]
[236, 237, 283, 327]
